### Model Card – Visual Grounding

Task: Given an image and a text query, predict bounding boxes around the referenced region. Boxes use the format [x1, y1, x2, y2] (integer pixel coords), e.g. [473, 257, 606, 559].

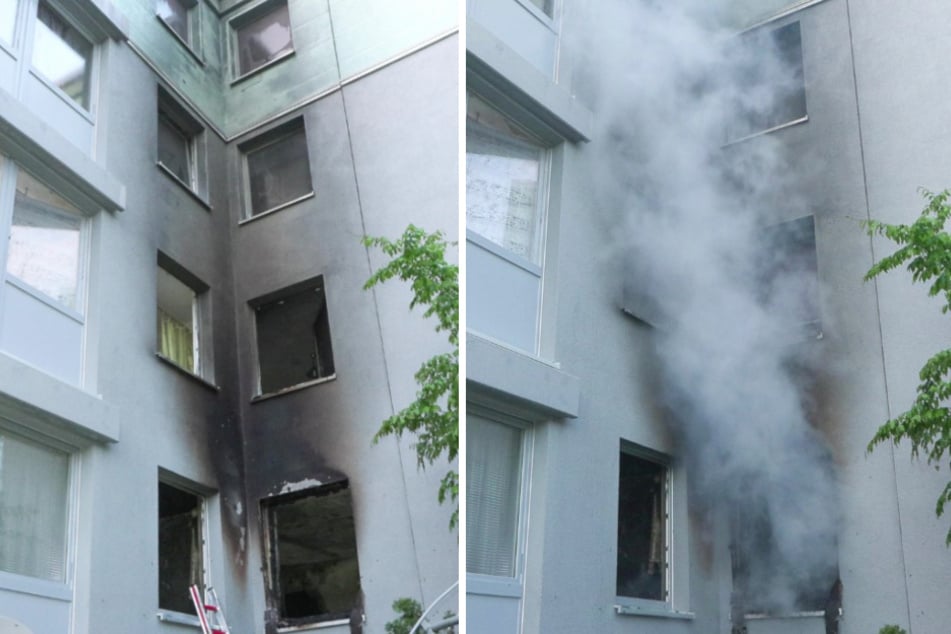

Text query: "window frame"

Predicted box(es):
[0, 0, 21, 50]
[156, 0, 201, 56]
[238, 117, 314, 222]
[156, 475, 209, 619]
[248, 275, 336, 401]
[466, 407, 534, 597]
[614, 442, 672, 611]
[29, 0, 97, 115]
[229, 0, 295, 82]
[156, 252, 214, 384]
[261, 480, 362, 627]
[0, 420, 79, 600]
[156, 88, 208, 204]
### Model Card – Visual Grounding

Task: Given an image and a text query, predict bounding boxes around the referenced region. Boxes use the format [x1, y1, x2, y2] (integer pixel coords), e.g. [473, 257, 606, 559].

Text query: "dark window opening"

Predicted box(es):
[253, 277, 334, 395]
[757, 215, 820, 337]
[263, 482, 361, 625]
[616, 449, 668, 602]
[158, 481, 204, 614]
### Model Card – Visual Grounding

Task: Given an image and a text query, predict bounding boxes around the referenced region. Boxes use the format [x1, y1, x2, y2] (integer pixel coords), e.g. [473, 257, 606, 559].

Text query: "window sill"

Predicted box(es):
[614, 603, 694, 620]
[155, 15, 205, 66]
[723, 114, 809, 147]
[238, 191, 315, 226]
[231, 49, 295, 85]
[157, 162, 211, 210]
[155, 353, 220, 392]
[251, 374, 336, 403]
[156, 610, 202, 628]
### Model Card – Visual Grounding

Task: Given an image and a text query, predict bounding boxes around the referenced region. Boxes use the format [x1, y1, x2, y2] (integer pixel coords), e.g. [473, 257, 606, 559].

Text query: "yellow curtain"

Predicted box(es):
[158, 309, 194, 370]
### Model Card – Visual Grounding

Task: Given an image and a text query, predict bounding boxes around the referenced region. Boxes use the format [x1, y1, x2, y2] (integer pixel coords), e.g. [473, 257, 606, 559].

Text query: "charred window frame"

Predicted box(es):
[158, 478, 207, 616]
[731, 21, 806, 140]
[250, 275, 335, 399]
[616, 444, 671, 607]
[262, 481, 361, 627]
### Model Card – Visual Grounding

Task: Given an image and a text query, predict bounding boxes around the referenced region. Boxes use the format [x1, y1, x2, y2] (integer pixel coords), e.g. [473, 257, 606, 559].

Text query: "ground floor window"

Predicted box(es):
[158, 479, 205, 614]
[616, 446, 669, 603]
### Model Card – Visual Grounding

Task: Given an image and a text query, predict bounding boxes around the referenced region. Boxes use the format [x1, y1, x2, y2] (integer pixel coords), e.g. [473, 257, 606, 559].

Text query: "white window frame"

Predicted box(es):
[229, 0, 294, 82]
[156, 252, 214, 384]
[156, 88, 209, 205]
[466, 407, 534, 598]
[28, 0, 98, 118]
[0, 420, 79, 602]
[156, 470, 211, 626]
[238, 117, 314, 222]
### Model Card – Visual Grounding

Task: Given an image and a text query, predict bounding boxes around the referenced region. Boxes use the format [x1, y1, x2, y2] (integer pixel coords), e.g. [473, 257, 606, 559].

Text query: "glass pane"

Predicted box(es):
[236, 2, 292, 75]
[466, 94, 545, 263]
[0, 0, 17, 44]
[0, 430, 70, 582]
[247, 128, 311, 216]
[466, 414, 522, 577]
[8, 170, 83, 310]
[616, 452, 667, 600]
[32, 2, 92, 109]
[158, 114, 192, 185]
[157, 0, 189, 43]
[158, 482, 203, 613]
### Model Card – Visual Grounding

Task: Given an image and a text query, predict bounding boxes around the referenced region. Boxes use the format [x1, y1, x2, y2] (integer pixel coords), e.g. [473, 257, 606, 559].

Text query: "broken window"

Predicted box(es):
[616, 447, 669, 602]
[262, 482, 361, 625]
[756, 215, 820, 337]
[158, 480, 205, 614]
[251, 276, 334, 396]
[731, 21, 806, 139]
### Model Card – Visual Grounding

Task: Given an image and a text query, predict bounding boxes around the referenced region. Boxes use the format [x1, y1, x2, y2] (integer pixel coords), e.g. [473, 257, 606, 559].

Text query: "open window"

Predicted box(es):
[158, 479, 206, 615]
[250, 275, 334, 397]
[616, 446, 669, 605]
[157, 253, 212, 380]
[262, 481, 361, 626]
[231, 0, 293, 79]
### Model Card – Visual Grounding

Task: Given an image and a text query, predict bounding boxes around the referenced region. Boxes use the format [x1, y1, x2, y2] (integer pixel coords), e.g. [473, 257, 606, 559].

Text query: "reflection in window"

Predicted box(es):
[466, 93, 546, 264]
[467, 414, 523, 577]
[32, 1, 92, 109]
[0, 429, 70, 582]
[157, 0, 191, 44]
[616, 450, 668, 602]
[0, 0, 17, 44]
[235, 2, 292, 76]
[158, 113, 194, 186]
[245, 121, 312, 217]
[8, 170, 83, 310]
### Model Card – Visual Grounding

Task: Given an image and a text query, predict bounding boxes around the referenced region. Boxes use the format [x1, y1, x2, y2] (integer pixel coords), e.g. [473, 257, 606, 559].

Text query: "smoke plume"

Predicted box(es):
[570, 0, 840, 615]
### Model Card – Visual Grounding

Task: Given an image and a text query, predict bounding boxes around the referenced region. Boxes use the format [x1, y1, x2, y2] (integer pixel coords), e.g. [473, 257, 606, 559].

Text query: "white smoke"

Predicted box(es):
[568, 0, 840, 615]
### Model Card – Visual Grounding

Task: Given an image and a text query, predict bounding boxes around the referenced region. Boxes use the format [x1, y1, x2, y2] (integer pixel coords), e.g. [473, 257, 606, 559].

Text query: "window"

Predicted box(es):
[466, 92, 547, 265]
[616, 447, 669, 603]
[523, 0, 553, 17]
[732, 21, 806, 138]
[158, 480, 205, 614]
[467, 414, 526, 577]
[0, 0, 17, 44]
[32, 1, 93, 109]
[241, 118, 312, 218]
[157, 88, 206, 197]
[0, 427, 70, 582]
[232, 0, 293, 78]
[251, 276, 334, 396]
[756, 215, 820, 336]
[262, 482, 361, 625]
[7, 168, 85, 312]
[157, 0, 197, 47]
[157, 254, 211, 379]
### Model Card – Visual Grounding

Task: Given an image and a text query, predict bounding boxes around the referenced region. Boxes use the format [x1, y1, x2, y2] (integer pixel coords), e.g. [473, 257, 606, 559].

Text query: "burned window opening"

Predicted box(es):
[252, 277, 335, 395]
[616, 448, 669, 602]
[756, 215, 820, 337]
[262, 481, 361, 625]
[158, 481, 204, 614]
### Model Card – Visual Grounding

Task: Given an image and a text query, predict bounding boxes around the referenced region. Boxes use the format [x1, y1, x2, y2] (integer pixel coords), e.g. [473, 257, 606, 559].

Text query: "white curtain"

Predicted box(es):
[0, 431, 69, 581]
[466, 414, 523, 577]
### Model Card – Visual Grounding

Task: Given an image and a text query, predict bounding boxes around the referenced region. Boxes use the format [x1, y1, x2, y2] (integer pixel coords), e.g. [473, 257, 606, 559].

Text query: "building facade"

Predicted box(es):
[465, 1, 951, 633]
[0, 1, 457, 633]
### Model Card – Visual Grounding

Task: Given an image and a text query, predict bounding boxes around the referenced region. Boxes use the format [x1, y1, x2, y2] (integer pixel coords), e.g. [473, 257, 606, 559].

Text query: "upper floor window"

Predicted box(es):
[157, 0, 197, 48]
[523, 0, 553, 17]
[157, 88, 207, 201]
[0, 426, 71, 583]
[231, 0, 293, 79]
[158, 479, 207, 615]
[467, 93, 548, 265]
[616, 448, 669, 604]
[240, 118, 312, 219]
[32, 1, 93, 110]
[0, 0, 17, 44]
[8, 168, 85, 312]
[156, 254, 212, 381]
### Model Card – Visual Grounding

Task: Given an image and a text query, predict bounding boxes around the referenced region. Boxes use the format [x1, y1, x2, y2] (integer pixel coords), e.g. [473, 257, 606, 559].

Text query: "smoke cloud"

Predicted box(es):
[569, 0, 840, 615]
